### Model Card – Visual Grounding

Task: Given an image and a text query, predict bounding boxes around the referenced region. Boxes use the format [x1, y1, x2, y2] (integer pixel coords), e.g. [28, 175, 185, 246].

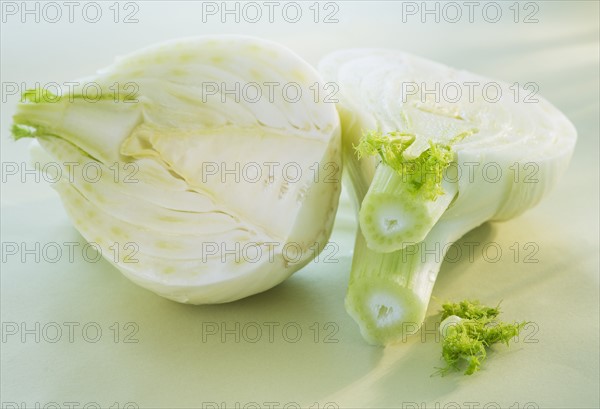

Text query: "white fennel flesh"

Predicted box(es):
[13, 36, 342, 304]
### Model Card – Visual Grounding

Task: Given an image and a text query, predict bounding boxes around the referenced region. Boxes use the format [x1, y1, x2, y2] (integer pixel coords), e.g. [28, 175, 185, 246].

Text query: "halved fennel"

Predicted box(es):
[319, 49, 576, 344]
[13, 36, 341, 303]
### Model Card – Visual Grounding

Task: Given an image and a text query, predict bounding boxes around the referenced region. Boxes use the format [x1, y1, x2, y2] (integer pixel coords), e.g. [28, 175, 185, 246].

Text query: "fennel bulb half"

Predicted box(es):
[12, 36, 342, 304]
[319, 49, 576, 344]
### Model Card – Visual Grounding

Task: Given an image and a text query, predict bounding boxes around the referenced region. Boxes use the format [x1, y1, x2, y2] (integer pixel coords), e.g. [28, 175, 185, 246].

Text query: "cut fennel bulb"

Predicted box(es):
[319, 49, 576, 344]
[13, 36, 341, 304]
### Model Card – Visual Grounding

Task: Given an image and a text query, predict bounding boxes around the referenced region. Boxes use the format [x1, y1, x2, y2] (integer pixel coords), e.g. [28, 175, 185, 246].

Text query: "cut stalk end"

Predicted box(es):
[359, 163, 457, 252]
[345, 277, 427, 345]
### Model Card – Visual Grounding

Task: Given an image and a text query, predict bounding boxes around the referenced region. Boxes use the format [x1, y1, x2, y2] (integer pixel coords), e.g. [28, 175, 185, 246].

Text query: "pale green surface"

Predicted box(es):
[1, 1, 599, 408]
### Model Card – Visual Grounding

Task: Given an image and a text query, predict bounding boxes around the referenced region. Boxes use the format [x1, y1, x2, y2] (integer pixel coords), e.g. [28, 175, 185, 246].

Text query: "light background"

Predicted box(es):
[1, 1, 599, 408]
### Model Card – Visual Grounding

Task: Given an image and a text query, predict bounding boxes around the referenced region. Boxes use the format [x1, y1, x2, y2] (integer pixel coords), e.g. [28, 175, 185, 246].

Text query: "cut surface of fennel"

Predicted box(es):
[319, 49, 576, 345]
[13, 36, 342, 304]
